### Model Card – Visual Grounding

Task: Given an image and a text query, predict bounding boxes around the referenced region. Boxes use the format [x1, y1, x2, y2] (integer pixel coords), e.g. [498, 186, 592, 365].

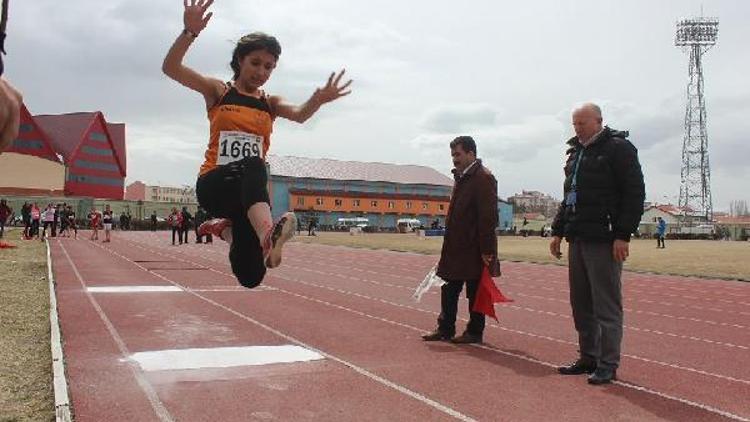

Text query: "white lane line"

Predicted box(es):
[274, 272, 750, 386]
[268, 282, 750, 422]
[274, 265, 750, 351]
[88, 286, 183, 293]
[121, 237, 750, 416]
[47, 240, 72, 422]
[93, 239, 479, 422]
[126, 236, 750, 350]
[292, 245, 750, 298]
[130, 345, 324, 371]
[57, 241, 174, 422]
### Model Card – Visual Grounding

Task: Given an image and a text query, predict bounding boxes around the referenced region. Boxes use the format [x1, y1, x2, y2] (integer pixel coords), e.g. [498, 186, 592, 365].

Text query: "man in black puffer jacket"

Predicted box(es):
[550, 103, 645, 385]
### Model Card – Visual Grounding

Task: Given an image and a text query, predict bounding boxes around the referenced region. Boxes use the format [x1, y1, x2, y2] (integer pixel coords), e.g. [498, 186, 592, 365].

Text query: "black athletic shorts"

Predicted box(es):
[196, 156, 269, 288]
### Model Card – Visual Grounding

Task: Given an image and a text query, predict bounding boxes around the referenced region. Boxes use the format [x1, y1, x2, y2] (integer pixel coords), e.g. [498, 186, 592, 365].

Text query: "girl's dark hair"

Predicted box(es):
[230, 32, 281, 80]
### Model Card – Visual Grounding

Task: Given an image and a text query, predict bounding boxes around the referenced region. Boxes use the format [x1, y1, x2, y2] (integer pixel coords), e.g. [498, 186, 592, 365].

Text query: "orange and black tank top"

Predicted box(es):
[199, 85, 274, 176]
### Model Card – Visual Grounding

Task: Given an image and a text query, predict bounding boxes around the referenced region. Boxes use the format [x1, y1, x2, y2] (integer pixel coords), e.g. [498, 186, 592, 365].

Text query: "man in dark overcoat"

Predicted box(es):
[422, 136, 499, 344]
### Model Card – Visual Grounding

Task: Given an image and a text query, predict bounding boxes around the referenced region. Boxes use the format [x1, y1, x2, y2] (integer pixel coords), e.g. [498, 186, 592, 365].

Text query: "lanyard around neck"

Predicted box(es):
[570, 149, 584, 190]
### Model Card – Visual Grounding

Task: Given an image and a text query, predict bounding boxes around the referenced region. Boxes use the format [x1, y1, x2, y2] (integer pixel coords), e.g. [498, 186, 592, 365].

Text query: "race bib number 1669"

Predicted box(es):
[216, 131, 263, 166]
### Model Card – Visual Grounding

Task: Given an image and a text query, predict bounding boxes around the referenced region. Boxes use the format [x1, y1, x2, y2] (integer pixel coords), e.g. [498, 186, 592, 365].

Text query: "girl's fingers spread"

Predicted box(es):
[333, 69, 345, 85]
[339, 79, 353, 89]
[326, 72, 335, 87]
[184, 0, 189, 9]
[203, 0, 214, 11]
[202, 12, 213, 25]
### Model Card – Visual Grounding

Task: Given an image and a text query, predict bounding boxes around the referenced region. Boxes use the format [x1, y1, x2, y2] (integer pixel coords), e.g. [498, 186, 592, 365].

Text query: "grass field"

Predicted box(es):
[0, 228, 54, 422]
[295, 231, 750, 281]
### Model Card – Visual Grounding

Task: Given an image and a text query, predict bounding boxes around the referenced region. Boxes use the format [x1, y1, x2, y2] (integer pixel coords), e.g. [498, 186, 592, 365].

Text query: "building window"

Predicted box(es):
[316, 198, 324, 206]
[439, 204, 445, 211]
[335, 199, 342, 207]
[89, 132, 108, 142]
[388, 201, 395, 209]
[353, 199, 360, 207]
[371, 200, 378, 207]
[422, 202, 429, 210]
[406, 202, 412, 209]
[297, 197, 305, 206]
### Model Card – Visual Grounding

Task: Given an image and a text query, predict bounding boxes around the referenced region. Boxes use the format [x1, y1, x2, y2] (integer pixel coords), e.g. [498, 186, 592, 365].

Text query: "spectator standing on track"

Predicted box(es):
[51, 203, 60, 237]
[194, 206, 211, 243]
[180, 206, 192, 244]
[102, 204, 113, 243]
[41, 204, 54, 240]
[59, 204, 69, 237]
[168, 207, 183, 245]
[150, 211, 158, 231]
[66, 205, 77, 239]
[30, 203, 40, 239]
[89, 207, 101, 241]
[550, 103, 645, 385]
[422, 136, 500, 345]
[21, 202, 30, 238]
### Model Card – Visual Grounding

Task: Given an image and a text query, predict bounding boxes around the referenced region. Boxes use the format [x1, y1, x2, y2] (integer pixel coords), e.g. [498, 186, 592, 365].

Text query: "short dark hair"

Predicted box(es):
[230, 32, 282, 81]
[450, 136, 477, 155]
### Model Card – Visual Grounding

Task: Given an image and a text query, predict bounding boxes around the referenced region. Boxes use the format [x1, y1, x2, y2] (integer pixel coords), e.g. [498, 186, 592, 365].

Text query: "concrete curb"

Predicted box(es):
[47, 239, 73, 421]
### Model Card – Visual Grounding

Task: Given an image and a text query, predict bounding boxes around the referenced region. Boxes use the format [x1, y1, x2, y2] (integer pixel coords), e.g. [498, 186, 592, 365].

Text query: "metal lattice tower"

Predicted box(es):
[675, 16, 718, 222]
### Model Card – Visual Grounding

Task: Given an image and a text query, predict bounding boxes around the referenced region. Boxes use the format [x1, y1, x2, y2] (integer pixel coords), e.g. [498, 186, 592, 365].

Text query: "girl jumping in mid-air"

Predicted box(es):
[162, 0, 352, 288]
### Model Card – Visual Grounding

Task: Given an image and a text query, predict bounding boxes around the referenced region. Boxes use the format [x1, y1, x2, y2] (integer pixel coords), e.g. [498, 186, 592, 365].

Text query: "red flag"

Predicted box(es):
[472, 266, 513, 321]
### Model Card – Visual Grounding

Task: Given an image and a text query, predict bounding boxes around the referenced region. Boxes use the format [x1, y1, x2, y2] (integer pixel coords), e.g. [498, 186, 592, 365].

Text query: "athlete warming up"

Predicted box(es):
[162, 0, 352, 288]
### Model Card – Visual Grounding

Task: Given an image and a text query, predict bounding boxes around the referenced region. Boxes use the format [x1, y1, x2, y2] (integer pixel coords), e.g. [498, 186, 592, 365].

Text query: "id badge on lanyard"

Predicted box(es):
[566, 149, 584, 210]
[216, 131, 264, 166]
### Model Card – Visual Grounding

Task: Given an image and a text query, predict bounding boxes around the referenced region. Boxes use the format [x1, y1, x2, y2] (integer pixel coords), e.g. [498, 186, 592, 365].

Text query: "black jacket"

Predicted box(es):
[551, 127, 645, 242]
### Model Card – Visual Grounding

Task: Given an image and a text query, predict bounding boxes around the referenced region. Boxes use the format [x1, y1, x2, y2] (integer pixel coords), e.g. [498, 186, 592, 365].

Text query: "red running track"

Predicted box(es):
[49, 231, 750, 421]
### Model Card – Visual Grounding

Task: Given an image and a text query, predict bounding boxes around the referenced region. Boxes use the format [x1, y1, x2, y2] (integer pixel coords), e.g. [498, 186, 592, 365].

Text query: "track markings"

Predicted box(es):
[129, 345, 324, 371]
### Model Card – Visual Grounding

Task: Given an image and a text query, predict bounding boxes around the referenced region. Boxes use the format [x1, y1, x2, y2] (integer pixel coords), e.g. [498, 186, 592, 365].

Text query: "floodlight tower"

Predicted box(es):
[675, 16, 718, 222]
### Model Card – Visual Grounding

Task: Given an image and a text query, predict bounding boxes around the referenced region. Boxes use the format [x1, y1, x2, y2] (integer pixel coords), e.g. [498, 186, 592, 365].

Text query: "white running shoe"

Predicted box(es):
[265, 212, 296, 269]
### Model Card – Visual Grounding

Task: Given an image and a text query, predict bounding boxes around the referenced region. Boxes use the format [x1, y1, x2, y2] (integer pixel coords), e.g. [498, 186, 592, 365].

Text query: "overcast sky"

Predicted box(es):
[6, 0, 749, 211]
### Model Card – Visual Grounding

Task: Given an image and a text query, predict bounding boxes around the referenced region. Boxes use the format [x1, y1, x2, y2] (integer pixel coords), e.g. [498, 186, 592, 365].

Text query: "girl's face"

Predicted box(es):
[238, 49, 277, 89]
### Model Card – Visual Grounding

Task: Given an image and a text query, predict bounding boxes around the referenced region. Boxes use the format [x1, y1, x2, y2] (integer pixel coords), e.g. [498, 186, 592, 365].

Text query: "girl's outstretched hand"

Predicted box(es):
[313, 69, 353, 104]
[183, 0, 214, 35]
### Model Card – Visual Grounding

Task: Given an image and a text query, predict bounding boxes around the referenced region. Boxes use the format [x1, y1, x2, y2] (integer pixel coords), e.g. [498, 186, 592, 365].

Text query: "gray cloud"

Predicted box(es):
[5, 0, 749, 211]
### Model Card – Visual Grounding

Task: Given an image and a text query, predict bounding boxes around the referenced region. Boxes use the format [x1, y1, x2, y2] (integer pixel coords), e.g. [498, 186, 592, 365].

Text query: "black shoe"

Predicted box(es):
[558, 359, 597, 375]
[450, 332, 482, 344]
[421, 330, 453, 341]
[588, 367, 617, 385]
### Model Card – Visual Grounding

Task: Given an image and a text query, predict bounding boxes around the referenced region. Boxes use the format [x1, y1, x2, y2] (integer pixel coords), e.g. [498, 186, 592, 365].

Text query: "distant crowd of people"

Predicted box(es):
[0, 199, 217, 247]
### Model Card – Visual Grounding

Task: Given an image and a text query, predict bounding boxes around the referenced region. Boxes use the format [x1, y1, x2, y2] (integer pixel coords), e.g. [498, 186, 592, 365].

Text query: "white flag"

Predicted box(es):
[412, 264, 446, 302]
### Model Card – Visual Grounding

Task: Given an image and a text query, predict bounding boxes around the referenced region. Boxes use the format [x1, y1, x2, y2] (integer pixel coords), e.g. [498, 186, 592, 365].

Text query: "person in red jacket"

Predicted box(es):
[88, 208, 101, 241]
[168, 207, 183, 246]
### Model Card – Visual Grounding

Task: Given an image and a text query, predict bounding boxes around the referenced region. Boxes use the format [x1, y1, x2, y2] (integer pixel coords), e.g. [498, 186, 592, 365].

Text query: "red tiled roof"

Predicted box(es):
[647, 204, 695, 216]
[267, 155, 453, 187]
[33, 111, 126, 176]
[715, 216, 750, 224]
[34, 112, 98, 161]
[5, 104, 61, 163]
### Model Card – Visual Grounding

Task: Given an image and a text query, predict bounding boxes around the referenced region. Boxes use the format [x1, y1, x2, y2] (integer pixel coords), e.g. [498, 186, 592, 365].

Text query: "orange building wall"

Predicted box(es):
[289, 193, 448, 216]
